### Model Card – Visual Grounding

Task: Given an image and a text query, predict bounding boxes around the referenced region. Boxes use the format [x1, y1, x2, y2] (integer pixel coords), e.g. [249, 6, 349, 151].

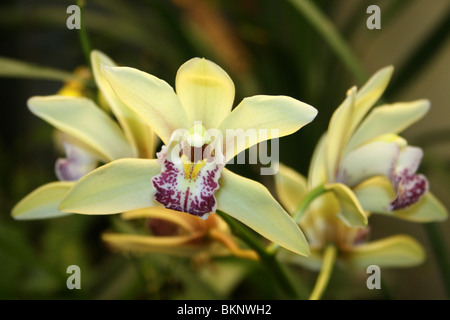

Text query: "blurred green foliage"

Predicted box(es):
[0, 0, 448, 299]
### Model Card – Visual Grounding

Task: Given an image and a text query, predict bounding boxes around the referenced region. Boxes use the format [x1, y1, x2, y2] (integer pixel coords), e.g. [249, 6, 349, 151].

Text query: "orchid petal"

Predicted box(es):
[102, 233, 206, 257]
[345, 235, 425, 268]
[338, 141, 399, 187]
[325, 183, 368, 228]
[59, 159, 161, 214]
[91, 50, 156, 158]
[216, 168, 310, 256]
[12, 182, 74, 220]
[325, 87, 356, 181]
[219, 95, 317, 162]
[350, 65, 394, 134]
[345, 100, 430, 152]
[55, 140, 98, 181]
[28, 96, 134, 162]
[102, 65, 191, 144]
[354, 177, 447, 222]
[308, 134, 328, 188]
[176, 57, 235, 129]
[274, 163, 308, 214]
[278, 247, 323, 271]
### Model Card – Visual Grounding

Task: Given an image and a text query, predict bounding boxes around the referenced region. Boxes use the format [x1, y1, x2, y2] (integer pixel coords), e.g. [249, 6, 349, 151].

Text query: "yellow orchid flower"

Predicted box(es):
[102, 208, 258, 261]
[11, 50, 155, 220]
[272, 66, 447, 298]
[58, 57, 318, 256]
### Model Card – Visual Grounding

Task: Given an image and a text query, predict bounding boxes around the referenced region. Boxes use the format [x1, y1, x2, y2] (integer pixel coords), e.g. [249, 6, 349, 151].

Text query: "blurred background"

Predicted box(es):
[0, 0, 448, 299]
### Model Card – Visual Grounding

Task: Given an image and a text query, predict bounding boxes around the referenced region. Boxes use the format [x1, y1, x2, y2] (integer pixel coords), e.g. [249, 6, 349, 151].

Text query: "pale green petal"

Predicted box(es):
[354, 176, 448, 222]
[219, 95, 317, 162]
[338, 141, 399, 187]
[176, 57, 235, 129]
[102, 233, 205, 257]
[59, 159, 160, 214]
[216, 168, 310, 256]
[12, 182, 74, 220]
[274, 163, 308, 214]
[308, 133, 328, 188]
[345, 235, 425, 268]
[102, 65, 191, 144]
[350, 66, 394, 134]
[325, 183, 368, 228]
[28, 96, 134, 162]
[345, 100, 430, 152]
[325, 87, 356, 181]
[91, 50, 156, 158]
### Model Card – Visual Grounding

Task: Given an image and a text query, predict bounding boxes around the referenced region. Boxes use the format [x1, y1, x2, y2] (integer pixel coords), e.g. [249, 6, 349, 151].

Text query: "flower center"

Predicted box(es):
[152, 124, 224, 220]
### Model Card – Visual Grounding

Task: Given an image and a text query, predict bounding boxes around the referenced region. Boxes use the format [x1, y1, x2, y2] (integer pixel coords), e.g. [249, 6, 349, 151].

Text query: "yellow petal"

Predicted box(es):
[59, 159, 160, 214]
[122, 207, 205, 233]
[354, 176, 448, 222]
[102, 232, 205, 257]
[12, 182, 74, 220]
[274, 163, 308, 214]
[325, 183, 368, 228]
[91, 50, 156, 158]
[325, 87, 356, 181]
[350, 65, 394, 134]
[102, 65, 191, 144]
[28, 96, 134, 162]
[344, 235, 425, 268]
[216, 168, 310, 256]
[219, 95, 317, 162]
[176, 57, 235, 129]
[345, 99, 430, 152]
[308, 133, 328, 188]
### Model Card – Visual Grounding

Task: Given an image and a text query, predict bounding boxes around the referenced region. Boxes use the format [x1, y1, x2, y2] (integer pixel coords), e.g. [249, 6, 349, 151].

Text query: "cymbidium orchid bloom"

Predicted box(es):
[273, 66, 447, 271]
[11, 50, 155, 220]
[58, 57, 318, 256]
[102, 208, 258, 261]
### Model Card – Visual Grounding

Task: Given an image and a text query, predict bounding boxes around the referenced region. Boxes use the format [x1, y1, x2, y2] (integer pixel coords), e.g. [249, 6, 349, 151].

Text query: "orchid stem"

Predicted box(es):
[216, 210, 300, 299]
[267, 184, 327, 254]
[424, 222, 450, 298]
[309, 243, 337, 300]
[77, 0, 92, 69]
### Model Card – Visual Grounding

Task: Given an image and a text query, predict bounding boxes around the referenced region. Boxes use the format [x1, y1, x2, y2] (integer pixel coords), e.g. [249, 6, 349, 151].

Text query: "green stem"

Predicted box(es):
[287, 0, 367, 84]
[267, 184, 327, 254]
[309, 243, 337, 300]
[216, 210, 300, 299]
[77, 0, 92, 68]
[424, 222, 450, 298]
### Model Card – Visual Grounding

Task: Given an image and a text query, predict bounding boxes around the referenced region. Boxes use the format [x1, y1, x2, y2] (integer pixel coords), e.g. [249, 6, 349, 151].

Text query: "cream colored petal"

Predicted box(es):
[350, 66, 394, 134]
[12, 182, 74, 220]
[345, 235, 425, 268]
[176, 57, 235, 129]
[102, 233, 205, 257]
[91, 50, 156, 158]
[325, 183, 368, 228]
[219, 95, 317, 162]
[216, 168, 310, 256]
[325, 87, 356, 181]
[308, 133, 328, 188]
[59, 159, 160, 214]
[102, 65, 191, 145]
[354, 176, 447, 222]
[338, 141, 399, 187]
[274, 163, 308, 214]
[345, 100, 430, 153]
[28, 96, 134, 162]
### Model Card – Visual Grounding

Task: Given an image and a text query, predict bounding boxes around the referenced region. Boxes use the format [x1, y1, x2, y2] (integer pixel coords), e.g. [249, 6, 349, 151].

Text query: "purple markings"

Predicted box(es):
[152, 159, 222, 219]
[389, 169, 428, 210]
